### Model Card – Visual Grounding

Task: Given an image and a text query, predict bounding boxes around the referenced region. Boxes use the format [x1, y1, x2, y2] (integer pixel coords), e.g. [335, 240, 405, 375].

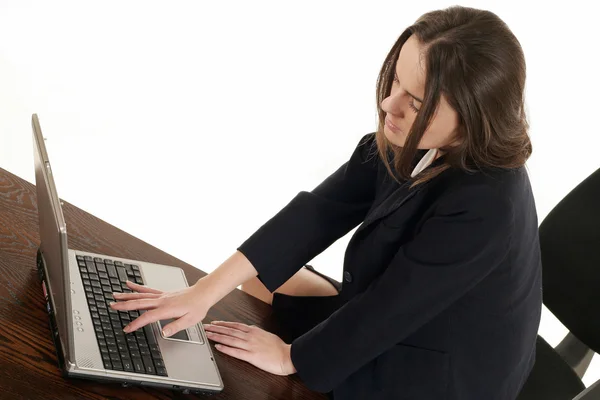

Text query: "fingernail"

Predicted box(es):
[109, 302, 116, 307]
[162, 328, 171, 337]
[123, 325, 130, 333]
[112, 293, 120, 298]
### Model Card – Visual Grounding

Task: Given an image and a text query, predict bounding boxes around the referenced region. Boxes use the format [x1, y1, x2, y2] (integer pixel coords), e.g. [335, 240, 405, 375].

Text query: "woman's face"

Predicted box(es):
[380, 35, 460, 150]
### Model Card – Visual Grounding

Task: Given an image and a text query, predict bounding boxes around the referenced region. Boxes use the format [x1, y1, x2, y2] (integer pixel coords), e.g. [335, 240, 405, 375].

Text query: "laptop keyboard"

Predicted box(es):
[76, 255, 168, 376]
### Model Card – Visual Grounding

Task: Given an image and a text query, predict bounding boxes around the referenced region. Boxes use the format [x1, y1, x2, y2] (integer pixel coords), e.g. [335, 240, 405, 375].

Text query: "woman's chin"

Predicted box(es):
[383, 126, 405, 147]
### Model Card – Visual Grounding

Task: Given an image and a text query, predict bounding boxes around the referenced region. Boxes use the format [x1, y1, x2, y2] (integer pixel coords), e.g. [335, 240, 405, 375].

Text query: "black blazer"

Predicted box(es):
[238, 132, 542, 400]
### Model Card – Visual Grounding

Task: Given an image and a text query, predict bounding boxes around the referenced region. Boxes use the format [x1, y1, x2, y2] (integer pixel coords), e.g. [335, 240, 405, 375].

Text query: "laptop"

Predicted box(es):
[32, 113, 224, 395]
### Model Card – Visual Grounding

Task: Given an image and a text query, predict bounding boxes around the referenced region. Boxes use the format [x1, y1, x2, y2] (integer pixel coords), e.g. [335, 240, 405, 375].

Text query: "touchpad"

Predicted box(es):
[158, 318, 190, 341]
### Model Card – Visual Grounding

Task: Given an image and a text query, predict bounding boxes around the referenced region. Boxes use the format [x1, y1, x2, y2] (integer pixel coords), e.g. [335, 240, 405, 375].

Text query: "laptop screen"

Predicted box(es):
[32, 114, 73, 364]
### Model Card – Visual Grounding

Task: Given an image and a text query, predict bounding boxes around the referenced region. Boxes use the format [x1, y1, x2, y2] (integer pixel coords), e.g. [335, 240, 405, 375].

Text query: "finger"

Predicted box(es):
[113, 292, 161, 301]
[205, 332, 250, 350]
[161, 314, 195, 338]
[210, 321, 252, 333]
[214, 344, 252, 362]
[109, 298, 159, 311]
[124, 307, 181, 333]
[203, 324, 249, 340]
[125, 280, 163, 294]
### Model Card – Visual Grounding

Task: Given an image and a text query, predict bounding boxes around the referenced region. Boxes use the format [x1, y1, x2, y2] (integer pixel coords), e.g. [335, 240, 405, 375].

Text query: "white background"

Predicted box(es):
[2, 0, 599, 387]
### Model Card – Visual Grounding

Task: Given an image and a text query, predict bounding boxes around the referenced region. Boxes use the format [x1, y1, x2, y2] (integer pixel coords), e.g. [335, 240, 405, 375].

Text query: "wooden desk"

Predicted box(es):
[0, 167, 326, 400]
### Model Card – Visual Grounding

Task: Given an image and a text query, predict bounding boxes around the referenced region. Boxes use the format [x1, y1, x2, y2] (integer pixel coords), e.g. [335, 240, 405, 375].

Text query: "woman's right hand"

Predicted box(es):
[109, 278, 213, 338]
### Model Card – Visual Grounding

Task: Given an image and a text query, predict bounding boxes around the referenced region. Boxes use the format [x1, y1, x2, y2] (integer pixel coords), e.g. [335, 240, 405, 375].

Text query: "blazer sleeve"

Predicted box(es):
[289, 183, 515, 393]
[236, 132, 379, 292]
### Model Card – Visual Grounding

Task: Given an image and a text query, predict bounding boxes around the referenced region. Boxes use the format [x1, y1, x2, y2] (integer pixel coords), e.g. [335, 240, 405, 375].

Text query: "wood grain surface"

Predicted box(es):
[0, 167, 326, 400]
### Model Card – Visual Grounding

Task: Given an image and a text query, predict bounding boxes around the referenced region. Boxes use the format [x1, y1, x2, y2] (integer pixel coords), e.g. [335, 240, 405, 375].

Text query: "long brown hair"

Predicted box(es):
[374, 6, 532, 187]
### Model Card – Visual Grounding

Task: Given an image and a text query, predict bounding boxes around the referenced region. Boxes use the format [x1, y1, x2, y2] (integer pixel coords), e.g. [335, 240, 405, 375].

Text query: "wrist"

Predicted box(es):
[283, 343, 297, 375]
[192, 275, 221, 308]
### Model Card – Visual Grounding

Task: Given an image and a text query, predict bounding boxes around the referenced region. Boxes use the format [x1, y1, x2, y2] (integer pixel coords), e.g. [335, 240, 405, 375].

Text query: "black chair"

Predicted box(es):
[517, 167, 600, 400]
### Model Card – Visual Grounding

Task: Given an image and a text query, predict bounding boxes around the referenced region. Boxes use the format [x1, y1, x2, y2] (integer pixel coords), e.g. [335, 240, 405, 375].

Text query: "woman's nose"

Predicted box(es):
[381, 95, 404, 119]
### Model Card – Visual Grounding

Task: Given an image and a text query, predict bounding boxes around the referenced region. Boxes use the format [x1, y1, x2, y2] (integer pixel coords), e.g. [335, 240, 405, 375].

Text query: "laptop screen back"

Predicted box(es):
[32, 114, 73, 364]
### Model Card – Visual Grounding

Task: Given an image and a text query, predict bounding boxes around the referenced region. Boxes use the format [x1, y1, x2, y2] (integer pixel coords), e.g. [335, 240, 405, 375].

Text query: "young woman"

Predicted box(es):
[111, 6, 542, 399]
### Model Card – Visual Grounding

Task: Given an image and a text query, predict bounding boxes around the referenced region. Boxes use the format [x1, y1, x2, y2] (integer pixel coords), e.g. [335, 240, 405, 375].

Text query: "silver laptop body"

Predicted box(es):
[32, 113, 224, 395]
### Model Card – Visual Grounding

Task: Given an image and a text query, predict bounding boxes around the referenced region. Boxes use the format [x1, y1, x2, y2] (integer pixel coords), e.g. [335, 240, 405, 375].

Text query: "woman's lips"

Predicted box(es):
[385, 117, 402, 134]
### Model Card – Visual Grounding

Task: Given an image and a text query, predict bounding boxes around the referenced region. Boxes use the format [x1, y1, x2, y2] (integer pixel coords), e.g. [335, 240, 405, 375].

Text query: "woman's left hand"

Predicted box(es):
[203, 321, 296, 376]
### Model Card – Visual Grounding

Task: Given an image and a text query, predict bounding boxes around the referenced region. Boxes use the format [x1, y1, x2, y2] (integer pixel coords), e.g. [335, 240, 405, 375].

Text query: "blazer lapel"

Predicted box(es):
[357, 152, 448, 235]
[356, 182, 420, 235]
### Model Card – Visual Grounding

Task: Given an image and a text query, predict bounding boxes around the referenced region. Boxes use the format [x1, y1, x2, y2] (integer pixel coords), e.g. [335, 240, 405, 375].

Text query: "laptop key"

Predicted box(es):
[100, 278, 110, 286]
[122, 360, 134, 372]
[122, 361, 134, 372]
[102, 359, 112, 370]
[86, 263, 97, 274]
[106, 264, 118, 279]
[143, 325, 157, 345]
[151, 350, 162, 360]
[102, 286, 113, 295]
[142, 356, 155, 374]
[84, 256, 93, 261]
[111, 361, 123, 371]
[98, 271, 109, 279]
[131, 264, 140, 271]
[116, 267, 128, 283]
[98, 309, 108, 316]
[96, 264, 107, 273]
[105, 259, 114, 265]
[156, 367, 167, 376]
[130, 350, 141, 359]
[132, 357, 144, 373]
[154, 359, 165, 368]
